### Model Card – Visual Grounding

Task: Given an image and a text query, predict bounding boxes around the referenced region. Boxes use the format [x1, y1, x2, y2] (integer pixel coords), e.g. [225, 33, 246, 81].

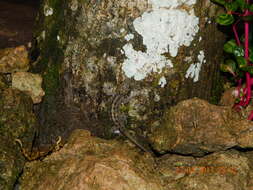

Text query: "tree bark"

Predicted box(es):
[31, 0, 226, 145]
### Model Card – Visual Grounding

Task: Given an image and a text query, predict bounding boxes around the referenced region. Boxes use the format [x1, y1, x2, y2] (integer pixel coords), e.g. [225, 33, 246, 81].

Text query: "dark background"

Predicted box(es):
[0, 0, 40, 48]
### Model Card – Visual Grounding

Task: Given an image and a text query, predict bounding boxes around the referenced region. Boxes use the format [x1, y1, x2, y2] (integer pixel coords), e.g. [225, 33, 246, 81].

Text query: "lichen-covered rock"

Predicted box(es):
[150, 98, 253, 156]
[12, 71, 45, 104]
[19, 129, 162, 190]
[158, 150, 253, 190]
[0, 45, 29, 73]
[0, 88, 37, 190]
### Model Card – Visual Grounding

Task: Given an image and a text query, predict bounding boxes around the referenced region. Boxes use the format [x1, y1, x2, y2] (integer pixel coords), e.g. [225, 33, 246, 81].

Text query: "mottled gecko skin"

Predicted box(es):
[111, 94, 154, 155]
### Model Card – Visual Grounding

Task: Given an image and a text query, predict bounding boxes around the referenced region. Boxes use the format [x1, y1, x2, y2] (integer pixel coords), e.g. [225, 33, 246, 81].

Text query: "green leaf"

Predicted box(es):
[220, 59, 237, 76]
[216, 14, 234, 25]
[236, 56, 247, 68]
[239, 66, 253, 74]
[249, 55, 253, 63]
[249, 48, 253, 62]
[223, 39, 238, 54]
[225, 2, 239, 12]
[250, 4, 253, 12]
[240, 34, 245, 43]
[211, 0, 226, 5]
[235, 0, 247, 11]
[237, 70, 244, 78]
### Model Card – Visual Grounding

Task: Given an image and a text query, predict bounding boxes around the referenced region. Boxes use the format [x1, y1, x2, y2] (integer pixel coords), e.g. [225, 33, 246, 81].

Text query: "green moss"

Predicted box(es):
[30, 0, 68, 126]
[42, 63, 60, 110]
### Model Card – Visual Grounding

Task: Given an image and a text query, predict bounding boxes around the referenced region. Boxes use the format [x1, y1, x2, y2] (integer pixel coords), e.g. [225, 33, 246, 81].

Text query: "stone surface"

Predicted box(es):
[158, 150, 253, 190]
[12, 71, 45, 104]
[0, 88, 37, 190]
[0, 45, 29, 73]
[219, 87, 237, 107]
[0, 74, 9, 90]
[19, 129, 162, 190]
[18, 128, 253, 190]
[150, 98, 253, 156]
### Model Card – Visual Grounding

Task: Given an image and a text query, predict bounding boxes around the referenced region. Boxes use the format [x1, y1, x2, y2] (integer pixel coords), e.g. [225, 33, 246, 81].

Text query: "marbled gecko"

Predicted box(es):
[111, 94, 154, 155]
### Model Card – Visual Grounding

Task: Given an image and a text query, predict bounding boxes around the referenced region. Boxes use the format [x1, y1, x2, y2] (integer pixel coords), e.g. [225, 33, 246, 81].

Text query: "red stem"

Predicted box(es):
[245, 0, 253, 119]
[244, 20, 251, 106]
[232, 0, 253, 120]
[233, 20, 241, 46]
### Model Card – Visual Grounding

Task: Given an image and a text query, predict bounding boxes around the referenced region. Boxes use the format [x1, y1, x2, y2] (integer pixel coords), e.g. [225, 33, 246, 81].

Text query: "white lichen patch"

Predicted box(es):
[44, 5, 53, 16]
[205, 17, 212, 24]
[133, 9, 199, 57]
[106, 55, 117, 65]
[120, 28, 125, 33]
[158, 76, 167, 88]
[105, 54, 118, 71]
[149, 0, 196, 9]
[122, 44, 172, 81]
[184, 56, 193, 63]
[124, 33, 134, 41]
[154, 92, 160, 102]
[185, 50, 206, 82]
[121, 0, 199, 81]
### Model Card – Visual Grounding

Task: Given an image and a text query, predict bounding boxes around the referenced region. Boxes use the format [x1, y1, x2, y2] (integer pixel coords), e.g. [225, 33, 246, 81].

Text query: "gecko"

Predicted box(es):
[111, 94, 155, 156]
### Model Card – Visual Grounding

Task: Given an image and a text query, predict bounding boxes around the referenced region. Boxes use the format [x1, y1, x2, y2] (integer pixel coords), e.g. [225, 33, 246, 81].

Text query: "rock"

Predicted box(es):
[157, 150, 253, 190]
[150, 98, 253, 156]
[0, 74, 9, 91]
[19, 129, 162, 190]
[18, 128, 253, 189]
[219, 87, 238, 107]
[0, 88, 37, 190]
[12, 71, 45, 104]
[0, 45, 29, 73]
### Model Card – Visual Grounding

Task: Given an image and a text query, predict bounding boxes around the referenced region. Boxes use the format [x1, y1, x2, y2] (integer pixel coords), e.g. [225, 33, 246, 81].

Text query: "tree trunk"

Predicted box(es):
[31, 0, 226, 145]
